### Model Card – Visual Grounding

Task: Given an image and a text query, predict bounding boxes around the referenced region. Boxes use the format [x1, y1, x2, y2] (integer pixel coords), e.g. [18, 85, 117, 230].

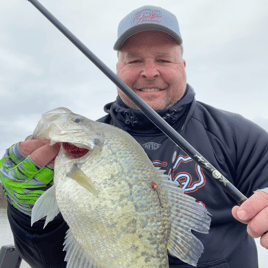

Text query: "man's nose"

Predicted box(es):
[141, 61, 160, 78]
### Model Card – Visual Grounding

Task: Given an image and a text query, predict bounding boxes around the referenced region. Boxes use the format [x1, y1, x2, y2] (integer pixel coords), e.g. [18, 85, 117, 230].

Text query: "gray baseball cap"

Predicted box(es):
[114, 5, 183, 51]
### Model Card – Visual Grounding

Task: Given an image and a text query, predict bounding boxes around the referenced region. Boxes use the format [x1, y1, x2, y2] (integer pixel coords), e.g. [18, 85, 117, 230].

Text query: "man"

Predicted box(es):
[1, 5, 268, 268]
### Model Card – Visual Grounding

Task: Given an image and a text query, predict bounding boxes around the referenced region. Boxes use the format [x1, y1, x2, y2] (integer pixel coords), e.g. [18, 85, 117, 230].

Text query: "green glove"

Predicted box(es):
[0, 142, 54, 216]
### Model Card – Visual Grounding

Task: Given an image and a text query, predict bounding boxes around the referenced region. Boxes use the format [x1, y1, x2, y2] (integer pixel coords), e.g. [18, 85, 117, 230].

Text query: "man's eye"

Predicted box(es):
[129, 60, 140, 64]
[159, 59, 168, 63]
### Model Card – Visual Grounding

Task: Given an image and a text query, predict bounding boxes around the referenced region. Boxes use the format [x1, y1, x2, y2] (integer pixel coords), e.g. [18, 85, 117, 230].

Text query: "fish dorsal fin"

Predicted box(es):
[158, 169, 211, 267]
[63, 228, 105, 268]
[31, 185, 60, 228]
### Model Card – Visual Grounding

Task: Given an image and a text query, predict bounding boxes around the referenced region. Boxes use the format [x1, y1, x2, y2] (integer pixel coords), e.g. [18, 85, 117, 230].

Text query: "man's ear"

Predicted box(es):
[116, 51, 121, 72]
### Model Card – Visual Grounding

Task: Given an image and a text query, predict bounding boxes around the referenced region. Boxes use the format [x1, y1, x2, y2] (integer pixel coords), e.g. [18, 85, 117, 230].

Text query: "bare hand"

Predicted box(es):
[20, 136, 60, 167]
[232, 191, 268, 249]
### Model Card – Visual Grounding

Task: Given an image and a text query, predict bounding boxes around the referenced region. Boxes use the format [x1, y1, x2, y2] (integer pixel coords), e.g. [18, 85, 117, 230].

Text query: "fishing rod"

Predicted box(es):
[26, 0, 247, 205]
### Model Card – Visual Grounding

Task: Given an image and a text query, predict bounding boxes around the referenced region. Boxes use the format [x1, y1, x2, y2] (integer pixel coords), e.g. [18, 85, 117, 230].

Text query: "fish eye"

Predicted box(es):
[74, 118, 83, 123]
[93, 138, 101, 146]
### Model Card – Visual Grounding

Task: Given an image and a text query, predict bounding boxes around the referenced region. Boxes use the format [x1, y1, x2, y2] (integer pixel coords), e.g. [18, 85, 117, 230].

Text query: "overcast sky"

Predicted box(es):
[0, 0, 267, 156]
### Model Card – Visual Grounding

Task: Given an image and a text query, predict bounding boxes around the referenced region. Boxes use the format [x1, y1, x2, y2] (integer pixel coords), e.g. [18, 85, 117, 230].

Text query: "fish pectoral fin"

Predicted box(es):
[63, 228, 105, 268]
[160, 170, 211, 267]
[31, 185, 60, 229]
[67, 164, 98, 197]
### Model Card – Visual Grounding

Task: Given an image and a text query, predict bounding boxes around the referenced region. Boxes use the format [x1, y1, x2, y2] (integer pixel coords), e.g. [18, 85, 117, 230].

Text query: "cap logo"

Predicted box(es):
[132, 9, 162, 26]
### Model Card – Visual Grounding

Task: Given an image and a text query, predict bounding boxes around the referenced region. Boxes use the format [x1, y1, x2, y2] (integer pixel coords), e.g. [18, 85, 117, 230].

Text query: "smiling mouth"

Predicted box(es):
[138, 88, 163, 92]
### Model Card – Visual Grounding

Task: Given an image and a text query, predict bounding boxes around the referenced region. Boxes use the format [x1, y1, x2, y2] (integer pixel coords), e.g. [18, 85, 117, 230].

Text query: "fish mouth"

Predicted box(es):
[62, 142, 90, 159]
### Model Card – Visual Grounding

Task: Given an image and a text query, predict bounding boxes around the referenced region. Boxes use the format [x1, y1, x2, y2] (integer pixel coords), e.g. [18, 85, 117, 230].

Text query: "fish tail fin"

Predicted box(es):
[160, 173, 211, 267]
[31, 185, 60, 228]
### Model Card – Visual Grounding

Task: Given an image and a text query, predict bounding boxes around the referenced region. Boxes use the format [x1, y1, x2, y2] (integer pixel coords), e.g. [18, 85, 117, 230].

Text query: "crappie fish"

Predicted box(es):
[31, 107, 211, 268]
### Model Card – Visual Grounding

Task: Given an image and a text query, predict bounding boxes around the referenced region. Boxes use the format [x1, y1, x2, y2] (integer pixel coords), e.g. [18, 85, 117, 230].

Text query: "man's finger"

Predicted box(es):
[232, 206, 249, 224]
[236, 191, 268, 221]
[19, 139, 51, 156]
[25, 135, 33, 141]
[260, 231, 268, 249]
[30, 143, 60, 167]
[247, 206, 268, 238]
[47, 143, 61, 168]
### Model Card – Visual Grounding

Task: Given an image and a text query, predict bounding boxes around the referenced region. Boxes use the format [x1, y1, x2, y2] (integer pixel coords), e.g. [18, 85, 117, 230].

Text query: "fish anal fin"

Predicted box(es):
[63, 228, 105, 268]
[31, 185, 60, 228]
[67, 164, 98, 197]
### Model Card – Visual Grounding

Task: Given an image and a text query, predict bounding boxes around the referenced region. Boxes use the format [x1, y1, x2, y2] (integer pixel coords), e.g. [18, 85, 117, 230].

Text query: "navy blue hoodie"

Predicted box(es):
[7, 84, 268, 267]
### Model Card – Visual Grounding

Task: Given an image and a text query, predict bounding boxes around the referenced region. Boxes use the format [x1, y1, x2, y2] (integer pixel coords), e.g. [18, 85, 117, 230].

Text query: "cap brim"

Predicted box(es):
[113, 23, 183, 50]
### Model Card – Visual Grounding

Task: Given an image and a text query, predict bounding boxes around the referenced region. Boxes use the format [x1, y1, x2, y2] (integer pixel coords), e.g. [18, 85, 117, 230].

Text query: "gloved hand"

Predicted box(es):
[0, 137, 59, 216]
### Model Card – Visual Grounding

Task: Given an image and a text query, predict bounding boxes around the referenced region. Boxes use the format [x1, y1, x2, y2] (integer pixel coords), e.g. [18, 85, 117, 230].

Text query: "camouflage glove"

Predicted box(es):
[0, 139, 58, 216]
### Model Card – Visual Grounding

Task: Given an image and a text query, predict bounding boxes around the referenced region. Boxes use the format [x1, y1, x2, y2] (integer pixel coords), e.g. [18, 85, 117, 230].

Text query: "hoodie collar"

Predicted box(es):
[104, 84, 196, 134]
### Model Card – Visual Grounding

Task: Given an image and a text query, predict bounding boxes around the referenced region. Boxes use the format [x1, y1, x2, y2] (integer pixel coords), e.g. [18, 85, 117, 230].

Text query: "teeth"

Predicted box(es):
[139, 88, 161, 92]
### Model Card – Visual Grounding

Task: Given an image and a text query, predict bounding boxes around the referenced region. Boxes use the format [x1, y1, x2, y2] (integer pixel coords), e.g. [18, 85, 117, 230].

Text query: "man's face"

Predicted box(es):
[116, 31, 186, 110]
